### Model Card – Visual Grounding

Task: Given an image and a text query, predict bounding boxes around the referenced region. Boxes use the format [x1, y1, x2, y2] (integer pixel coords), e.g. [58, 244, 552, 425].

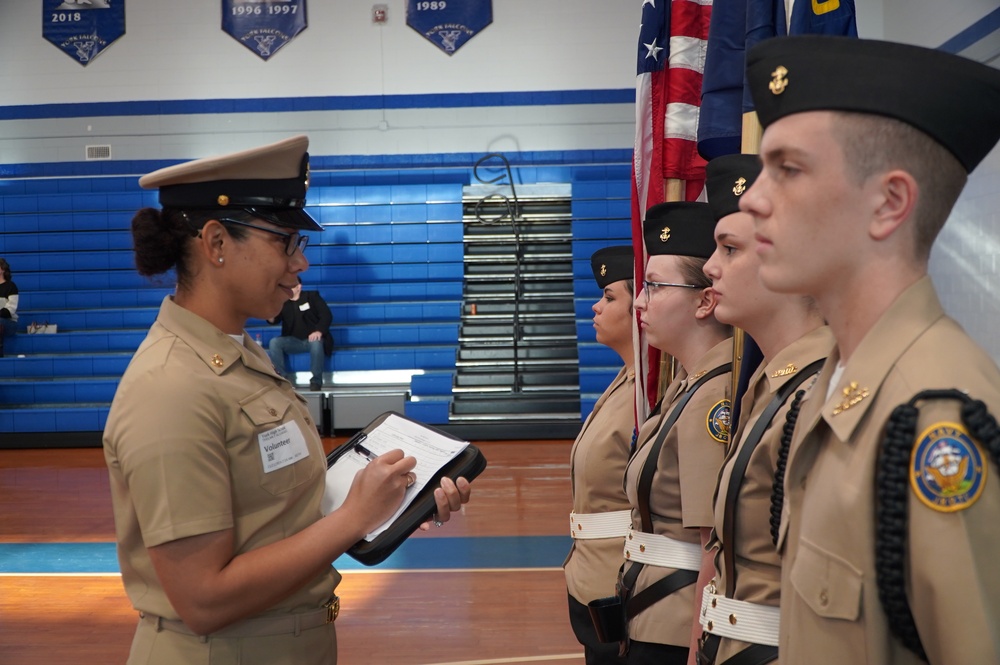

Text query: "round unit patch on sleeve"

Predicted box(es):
[910, 422, 987, 512]
[706, 399, 731, 444]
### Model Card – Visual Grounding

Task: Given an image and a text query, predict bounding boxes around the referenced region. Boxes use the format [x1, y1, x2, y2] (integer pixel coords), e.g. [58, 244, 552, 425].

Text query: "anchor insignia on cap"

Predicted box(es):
[600, 264, 607, 277]
[733, 177, 747, 196]
[660, 227, 671, 243]
[769, 66, 789, 95]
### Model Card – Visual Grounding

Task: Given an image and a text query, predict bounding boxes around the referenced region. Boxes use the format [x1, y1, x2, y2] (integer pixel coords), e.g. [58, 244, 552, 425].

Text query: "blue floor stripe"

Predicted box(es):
[0, 536, 573, 574]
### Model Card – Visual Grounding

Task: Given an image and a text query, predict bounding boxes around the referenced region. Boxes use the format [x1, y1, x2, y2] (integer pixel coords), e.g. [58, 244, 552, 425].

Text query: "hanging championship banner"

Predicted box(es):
[43, 0, 125, 67]
[406, 0, 492, 56]
[222, 0, 307, 61]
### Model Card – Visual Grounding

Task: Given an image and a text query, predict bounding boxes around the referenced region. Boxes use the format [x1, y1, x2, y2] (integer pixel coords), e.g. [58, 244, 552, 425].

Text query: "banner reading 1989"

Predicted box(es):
[43, 0, 126, 66]
[222, 0, 307, 61]
[406, 0, 492, 56]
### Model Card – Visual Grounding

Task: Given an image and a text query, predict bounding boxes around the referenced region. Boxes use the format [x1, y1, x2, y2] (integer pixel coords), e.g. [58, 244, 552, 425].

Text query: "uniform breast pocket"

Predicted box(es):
[241, 391, 319, 497]
[789, 537, 863, 621]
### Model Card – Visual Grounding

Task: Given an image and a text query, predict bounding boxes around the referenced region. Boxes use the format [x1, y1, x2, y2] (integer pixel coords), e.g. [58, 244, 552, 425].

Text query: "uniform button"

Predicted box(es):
[625, 551, 631, 559]
[211, 354, 224, 367]
[707, 620, 714, 631]
[268, 408, 277, 417]
[729, 614, 737, 625]
[819, 590, 829, 606]
[639, 544, 646, 553]
[577, 523, 583, 531]
[305, 417, 312, 425]
[711, 599, 717, 608]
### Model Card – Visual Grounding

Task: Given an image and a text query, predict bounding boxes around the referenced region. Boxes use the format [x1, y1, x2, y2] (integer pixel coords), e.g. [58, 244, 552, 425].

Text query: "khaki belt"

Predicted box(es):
[140, 595, 339, 641]
[699, 583, 779, 646]
[569, 510, 632, 540]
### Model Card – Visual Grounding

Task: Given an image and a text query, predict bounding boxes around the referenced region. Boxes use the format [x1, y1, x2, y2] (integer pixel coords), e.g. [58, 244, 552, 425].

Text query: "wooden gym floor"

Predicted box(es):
[0, 439, 585, 665]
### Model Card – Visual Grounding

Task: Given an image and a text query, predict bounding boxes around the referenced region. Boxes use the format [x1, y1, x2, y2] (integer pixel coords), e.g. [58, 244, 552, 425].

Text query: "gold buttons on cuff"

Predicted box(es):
[729, 614, 737, 625]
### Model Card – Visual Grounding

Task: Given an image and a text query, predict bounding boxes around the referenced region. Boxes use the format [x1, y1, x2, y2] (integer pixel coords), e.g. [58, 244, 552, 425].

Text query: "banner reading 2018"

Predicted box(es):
[43, 0, 125, 66]
[222, 0, 307, 61]
[406, 0, 492, 56]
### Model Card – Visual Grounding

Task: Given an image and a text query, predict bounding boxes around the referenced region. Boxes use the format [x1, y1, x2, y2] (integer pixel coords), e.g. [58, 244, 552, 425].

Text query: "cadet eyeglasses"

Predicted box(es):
[641, 279, 700, 303]
[220, 218, 309, 256]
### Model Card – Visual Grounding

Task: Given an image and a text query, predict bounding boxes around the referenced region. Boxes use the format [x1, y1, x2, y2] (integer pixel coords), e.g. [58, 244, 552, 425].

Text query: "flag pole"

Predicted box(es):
[730, 112, 764, 425]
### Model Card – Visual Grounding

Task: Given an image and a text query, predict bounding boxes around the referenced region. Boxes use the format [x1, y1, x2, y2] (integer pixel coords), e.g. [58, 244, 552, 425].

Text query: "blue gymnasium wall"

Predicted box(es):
[0, 147, 634, 433]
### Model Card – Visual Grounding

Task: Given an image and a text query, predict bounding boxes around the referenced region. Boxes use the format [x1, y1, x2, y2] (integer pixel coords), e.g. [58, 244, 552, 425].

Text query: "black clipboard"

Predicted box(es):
[325, 411, 487, 566]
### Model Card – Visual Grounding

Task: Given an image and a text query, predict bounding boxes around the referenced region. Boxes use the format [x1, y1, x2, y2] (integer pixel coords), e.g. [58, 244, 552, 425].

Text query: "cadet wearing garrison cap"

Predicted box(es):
[739, 36, 1000, 664]
[610, 202, 732, 664]
[104, 135, 471, 665]
[696, 153, 833, 665]
[566, 245, 636, 665]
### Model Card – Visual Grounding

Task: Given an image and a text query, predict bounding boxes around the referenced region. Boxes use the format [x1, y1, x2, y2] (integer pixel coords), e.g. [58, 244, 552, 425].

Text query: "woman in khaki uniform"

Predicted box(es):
[564, 245, 636, 665]
[695, 154, 832, 665]
[103, 136, 470, 665]
[620, 202, 732, 665]
[739, 37, 1000, 664]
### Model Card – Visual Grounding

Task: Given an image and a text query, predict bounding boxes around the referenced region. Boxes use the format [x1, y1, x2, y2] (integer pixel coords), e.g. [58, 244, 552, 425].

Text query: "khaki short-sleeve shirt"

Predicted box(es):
[777, 278, 1000, 664]
[104, 297, 339, 624]
[564, 366, 636, 604]
[709, 326, 833, 663]
[624, 338, 732, 646]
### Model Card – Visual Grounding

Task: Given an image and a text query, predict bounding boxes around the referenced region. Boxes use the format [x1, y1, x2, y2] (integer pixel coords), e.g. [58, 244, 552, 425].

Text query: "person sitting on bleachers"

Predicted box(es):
[266, 276, 333, 390]
[0, 258, 19, 358]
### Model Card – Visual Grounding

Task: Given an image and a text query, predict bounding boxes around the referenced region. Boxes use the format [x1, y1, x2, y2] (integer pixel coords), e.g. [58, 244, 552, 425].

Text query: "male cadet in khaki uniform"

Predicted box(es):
[697, 153, 833, 664]
[738, 36, 1000, 664]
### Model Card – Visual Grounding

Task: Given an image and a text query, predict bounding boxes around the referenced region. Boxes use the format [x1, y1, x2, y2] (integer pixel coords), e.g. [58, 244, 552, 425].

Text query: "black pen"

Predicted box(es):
[353, 437, 376, 463]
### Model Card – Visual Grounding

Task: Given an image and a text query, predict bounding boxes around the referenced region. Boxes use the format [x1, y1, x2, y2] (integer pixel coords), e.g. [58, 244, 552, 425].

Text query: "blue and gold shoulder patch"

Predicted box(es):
[910, 422, 987, 513]
[706, 399, 731, 444]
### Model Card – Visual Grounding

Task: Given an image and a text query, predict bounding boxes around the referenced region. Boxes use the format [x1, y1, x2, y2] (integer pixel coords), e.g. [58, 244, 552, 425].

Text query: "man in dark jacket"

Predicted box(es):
[266, 278, 333, 390]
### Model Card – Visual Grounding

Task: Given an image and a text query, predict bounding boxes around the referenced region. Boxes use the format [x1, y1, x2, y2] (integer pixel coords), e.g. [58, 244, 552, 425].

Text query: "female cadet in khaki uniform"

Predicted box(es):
[102, 136, 471, 665]
[564, 245, 636, 665]
[694, 154, 832, 664]
[739, 37, 1000, 664]
[618, 202, 732, 665]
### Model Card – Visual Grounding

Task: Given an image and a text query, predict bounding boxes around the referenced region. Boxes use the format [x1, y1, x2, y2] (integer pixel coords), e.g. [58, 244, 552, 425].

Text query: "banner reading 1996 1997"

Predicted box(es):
[43, 0, 126, 66]
[222, 0, 307, 61]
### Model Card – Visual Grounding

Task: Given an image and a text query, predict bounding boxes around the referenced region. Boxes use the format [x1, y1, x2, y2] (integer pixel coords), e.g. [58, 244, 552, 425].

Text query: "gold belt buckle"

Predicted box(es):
[324, 595, 340, 623]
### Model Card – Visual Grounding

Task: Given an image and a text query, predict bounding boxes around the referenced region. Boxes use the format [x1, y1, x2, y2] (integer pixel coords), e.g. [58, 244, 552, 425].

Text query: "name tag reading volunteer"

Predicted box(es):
[258, 420, 311, 473]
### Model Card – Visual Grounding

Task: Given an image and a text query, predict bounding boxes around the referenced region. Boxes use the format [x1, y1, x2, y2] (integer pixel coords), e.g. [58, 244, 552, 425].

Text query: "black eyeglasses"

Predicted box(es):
[220, 218, 309, 256]
[642, 279, 700, 303]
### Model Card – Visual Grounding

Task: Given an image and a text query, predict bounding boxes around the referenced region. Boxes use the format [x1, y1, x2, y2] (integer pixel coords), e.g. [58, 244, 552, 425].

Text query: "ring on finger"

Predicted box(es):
[405, 472, 416, 488]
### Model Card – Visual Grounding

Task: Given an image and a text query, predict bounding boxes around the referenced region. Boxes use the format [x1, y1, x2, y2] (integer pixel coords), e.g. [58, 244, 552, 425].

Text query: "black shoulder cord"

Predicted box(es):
[877, 389, 1000, 663]
[768, 389, 806, 547]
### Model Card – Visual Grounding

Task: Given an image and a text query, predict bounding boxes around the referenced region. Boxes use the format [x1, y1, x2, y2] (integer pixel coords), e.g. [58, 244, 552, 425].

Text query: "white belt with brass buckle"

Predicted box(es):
[569, 510, 632, 540]
[622, 528, 702, 570]
[699, 583, 779, 646]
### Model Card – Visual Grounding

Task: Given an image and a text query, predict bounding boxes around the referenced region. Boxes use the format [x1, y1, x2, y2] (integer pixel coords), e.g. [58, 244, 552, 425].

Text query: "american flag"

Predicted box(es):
[632, 0, 713, 417]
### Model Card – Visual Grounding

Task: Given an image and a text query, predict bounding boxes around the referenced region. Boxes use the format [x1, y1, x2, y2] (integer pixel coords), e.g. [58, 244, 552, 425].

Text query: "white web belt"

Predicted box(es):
[699, 583, 780, 646]
[622, 528, 702, 571]
[569, 510, 632, 540]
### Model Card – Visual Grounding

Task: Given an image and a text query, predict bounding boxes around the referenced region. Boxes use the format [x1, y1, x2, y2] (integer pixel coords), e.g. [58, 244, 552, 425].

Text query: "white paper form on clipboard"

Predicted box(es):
[321, 413, 469, 541]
